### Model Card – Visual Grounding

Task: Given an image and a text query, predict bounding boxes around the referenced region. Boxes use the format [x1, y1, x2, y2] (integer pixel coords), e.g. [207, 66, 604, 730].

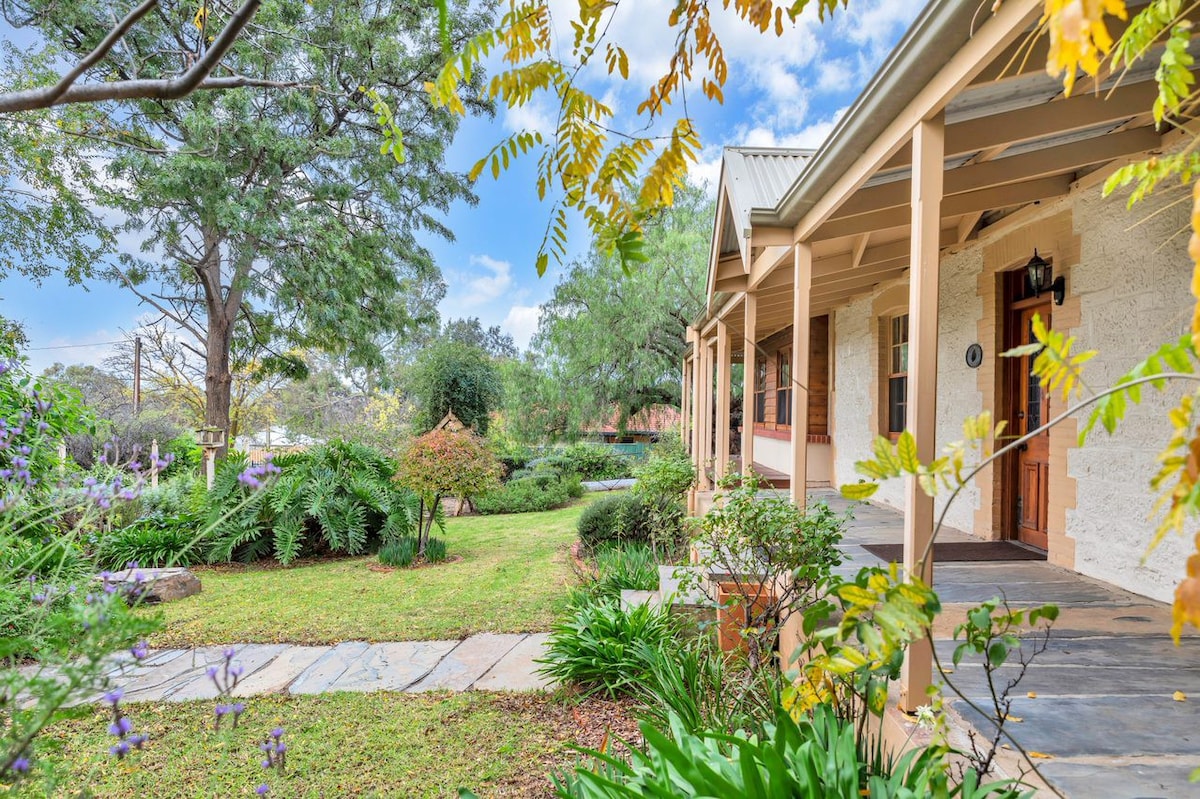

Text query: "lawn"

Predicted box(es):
[147, 500, 590, 647]
[26, 691, 637, 798]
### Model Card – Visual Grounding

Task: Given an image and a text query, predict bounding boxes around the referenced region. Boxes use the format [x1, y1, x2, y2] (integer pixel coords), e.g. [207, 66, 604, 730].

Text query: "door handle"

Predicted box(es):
[1017, 443, 1028, 453]
[1016, 411, 1025, 420]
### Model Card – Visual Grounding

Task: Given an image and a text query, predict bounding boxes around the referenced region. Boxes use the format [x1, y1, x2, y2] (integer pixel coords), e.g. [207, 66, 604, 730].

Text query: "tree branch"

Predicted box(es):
[41, 0, 160, 107]
[0, 0, 271, 113]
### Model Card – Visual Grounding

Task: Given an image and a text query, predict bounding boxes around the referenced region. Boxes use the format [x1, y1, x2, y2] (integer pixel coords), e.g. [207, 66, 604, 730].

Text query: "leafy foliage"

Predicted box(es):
[427, 1, 846, 271]
[396, 429, 501, 549]
[631, 635, 782, 738]
[576, 493, 654, 549]
[409, 338, 504, 435]
[688, 474, 845, 669]
[554, 705, 1026, 799]
[789, 565, 941, 721]
[425, 536, 448, 564]
[584, 542, 658, 601]
[378, 537, 417, 568]
[6, 0, 492, 443]
[206, 440, 420, 565]
[98, 518, 204, 570]
[474, 474, 576, 515]
[506, 187, 712, 439]
[537, 600, 678, 698]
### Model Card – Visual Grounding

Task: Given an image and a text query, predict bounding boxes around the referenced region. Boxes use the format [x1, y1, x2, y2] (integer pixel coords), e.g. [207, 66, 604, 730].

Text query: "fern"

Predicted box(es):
[202, 439, 418, 566]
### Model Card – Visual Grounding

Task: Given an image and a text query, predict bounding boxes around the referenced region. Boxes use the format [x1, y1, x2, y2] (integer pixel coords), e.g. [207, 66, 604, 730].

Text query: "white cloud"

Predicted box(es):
[503, 304, 543, 350]
[503, 99, 557, 138]
[461, 254, 514, 306]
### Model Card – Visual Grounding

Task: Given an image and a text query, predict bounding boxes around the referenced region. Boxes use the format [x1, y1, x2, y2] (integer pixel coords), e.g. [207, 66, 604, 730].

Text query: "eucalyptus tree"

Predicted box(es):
[525, 184, 713, 435]
[3, 0, 491, 455]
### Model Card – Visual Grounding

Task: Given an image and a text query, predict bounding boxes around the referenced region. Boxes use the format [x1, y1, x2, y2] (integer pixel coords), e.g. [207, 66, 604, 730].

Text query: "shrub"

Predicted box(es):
[632, 453, 695, 502]
[378, 537, 417, 568]
[632, 637, 781, 737]
[688, 473, 846, 670]
[474, 475, 573, 514]
[559, 443, 632, 481]
[537, 600, 677, 697]
[138, 474, 201, 517]
[206, 440, 422, 565]
[592, 542, 657, 596]
[425, 537, 448, 563]
[98, 519, 204, 569]
[577, 493, 654, 549]
[396, 428, 502, 553]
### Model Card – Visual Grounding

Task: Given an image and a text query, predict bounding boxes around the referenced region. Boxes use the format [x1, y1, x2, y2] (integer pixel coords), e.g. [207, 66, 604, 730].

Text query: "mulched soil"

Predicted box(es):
[483, 692, 644, 797]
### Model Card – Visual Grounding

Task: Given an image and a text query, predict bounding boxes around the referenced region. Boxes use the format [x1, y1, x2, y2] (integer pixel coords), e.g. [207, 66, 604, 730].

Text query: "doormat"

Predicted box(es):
[861, 542, 1047, 563]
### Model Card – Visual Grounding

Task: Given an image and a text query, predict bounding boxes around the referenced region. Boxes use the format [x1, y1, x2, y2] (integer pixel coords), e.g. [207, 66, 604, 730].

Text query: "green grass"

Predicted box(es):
[25, 691, 622, 798]
[148, 500, 590, 647]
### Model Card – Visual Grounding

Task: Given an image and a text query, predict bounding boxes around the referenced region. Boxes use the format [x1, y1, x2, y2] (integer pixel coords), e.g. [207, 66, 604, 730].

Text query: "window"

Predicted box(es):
[776, 349, 793, 427]
[754, 359, 767, 424]
[887, 314, 909, 435]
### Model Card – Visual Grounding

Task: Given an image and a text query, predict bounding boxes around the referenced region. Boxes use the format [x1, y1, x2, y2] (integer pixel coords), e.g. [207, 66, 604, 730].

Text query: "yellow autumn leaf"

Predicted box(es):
[1028, 750, 1055, 759]
[1042, 0, 1127, 96]
[1004, 714, 1024, 723]
[1174, 690, 1188, 702]
[1027, 691, 1038, 699]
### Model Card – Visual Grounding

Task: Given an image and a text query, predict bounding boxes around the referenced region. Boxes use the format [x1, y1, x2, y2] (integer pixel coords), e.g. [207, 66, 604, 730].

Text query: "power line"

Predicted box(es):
[25, 340, 123, 351]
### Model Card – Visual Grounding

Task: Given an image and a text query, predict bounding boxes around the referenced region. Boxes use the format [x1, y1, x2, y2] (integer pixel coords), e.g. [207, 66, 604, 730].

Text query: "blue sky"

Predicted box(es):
[1, 0, 924, 373]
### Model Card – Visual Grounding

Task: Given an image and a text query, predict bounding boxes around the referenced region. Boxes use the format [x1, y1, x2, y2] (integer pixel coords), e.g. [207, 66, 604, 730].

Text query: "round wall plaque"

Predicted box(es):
[965, 343, 983, 368]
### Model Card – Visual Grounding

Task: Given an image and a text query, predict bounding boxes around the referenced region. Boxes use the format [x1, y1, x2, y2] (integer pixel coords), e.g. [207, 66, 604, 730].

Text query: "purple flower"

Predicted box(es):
[206, 666, 220, 679]
[271, 727, 284, 740]
[256, 784, 270, 794]
[131, 640, 149, 660]
[232, 702, 245, 715]
[103, 688, 123, 706]
[109, 741, 131, 759]
[223, 646, 236, 660]
[108, 717, 133, 736]
[10, 756, 30, 774]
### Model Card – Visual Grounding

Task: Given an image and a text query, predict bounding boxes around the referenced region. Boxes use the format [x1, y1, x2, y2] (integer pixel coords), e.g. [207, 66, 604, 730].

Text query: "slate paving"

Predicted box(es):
[104, 633, 552, 701]
[811, 489, 1200, 799]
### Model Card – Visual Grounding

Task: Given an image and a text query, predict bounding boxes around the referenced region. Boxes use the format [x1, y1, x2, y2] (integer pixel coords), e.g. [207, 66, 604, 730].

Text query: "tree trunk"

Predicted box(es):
[205, 309, 235, 460]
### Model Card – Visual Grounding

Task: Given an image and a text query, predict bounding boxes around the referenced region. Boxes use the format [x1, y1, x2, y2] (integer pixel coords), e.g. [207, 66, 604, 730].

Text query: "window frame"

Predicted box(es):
[885, 313, 909, 439]
[776, 347, 793, 428]
[753, 358, 768, 425]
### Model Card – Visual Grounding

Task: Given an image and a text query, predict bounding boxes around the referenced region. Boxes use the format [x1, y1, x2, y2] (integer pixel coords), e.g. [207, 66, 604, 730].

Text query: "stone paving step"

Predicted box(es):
[102, 633, 553, 702]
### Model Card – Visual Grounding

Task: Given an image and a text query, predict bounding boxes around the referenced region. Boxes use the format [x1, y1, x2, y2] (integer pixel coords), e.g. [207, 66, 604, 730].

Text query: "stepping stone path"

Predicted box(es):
[104, 633, 552, 702]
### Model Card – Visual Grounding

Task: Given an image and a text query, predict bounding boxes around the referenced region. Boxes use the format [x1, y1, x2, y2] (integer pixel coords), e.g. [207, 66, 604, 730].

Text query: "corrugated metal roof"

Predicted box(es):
[723, 147, 813, 244]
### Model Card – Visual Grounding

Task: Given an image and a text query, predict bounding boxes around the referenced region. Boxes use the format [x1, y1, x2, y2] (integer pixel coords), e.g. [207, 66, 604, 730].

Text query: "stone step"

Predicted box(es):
[658, 564, 710, 605]
[619, 589, 662, 611]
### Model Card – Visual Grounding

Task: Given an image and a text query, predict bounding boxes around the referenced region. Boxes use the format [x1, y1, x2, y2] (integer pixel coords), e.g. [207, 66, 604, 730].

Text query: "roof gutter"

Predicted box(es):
[771, 0, 985, 227]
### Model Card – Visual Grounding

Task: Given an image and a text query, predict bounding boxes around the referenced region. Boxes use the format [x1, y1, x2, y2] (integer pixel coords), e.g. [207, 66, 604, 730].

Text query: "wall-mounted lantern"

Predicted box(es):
[1025, 249, 1066, 306]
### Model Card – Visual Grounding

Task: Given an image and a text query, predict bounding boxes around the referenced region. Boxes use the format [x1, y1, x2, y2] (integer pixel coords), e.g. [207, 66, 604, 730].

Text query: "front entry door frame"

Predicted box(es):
[1001, 269, 1052, 550]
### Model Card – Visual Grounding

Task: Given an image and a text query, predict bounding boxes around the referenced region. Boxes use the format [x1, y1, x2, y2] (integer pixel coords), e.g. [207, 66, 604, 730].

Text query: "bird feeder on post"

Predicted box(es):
[196, 427, 226, 490]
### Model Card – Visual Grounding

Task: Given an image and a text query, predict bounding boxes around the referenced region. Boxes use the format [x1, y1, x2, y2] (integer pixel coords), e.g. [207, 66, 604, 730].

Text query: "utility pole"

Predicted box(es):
[133, 335, 142, 415]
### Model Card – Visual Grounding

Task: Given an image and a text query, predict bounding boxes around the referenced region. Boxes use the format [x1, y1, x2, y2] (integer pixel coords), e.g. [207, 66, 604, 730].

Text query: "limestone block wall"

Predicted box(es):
[829, 253, 984, 536]
[1064, 189, 1192, 602]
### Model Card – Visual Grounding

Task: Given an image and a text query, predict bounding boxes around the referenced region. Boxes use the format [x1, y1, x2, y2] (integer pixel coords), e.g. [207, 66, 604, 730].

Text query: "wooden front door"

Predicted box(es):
[1013, 303, 1051, 550]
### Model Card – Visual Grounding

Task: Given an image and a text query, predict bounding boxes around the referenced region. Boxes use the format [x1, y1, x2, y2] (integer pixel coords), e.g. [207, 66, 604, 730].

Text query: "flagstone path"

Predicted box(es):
[105, 632, 552, 703]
